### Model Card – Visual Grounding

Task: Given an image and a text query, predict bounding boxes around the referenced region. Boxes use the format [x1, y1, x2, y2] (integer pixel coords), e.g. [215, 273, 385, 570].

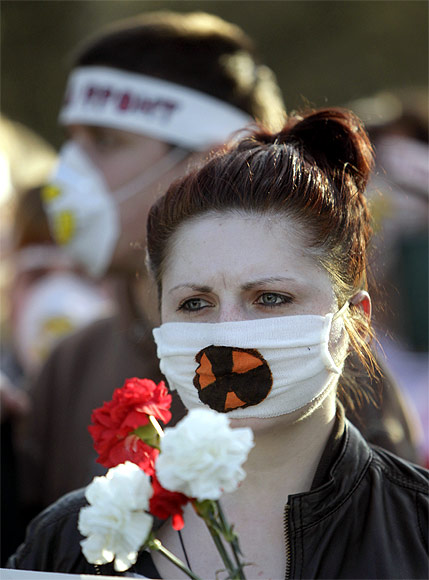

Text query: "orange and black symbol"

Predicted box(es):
[193, 346, 273, 413]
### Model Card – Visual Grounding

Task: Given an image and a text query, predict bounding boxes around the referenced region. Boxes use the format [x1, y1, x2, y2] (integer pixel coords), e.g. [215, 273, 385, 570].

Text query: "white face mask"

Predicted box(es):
[43, 142, 188, 277]
[153, 305, 348, 419]
[14, 271, 113, 376]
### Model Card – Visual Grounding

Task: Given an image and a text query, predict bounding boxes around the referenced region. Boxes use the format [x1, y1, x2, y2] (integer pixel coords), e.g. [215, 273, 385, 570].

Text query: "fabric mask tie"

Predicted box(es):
[114, 146, 189, 205]
[332, 299, 350, 321]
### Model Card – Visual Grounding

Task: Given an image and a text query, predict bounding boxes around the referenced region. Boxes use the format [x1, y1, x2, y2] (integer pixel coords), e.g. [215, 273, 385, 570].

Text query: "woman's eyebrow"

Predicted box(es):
[241, 277, 298, 291]
[168, 283, 213, 294]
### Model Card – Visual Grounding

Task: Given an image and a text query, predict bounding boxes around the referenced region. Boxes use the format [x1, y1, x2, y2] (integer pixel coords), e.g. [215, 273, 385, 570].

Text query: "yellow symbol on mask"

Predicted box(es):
[41, 184, 61, 203]
[35, 316, 76, 364]
[53, 210, 76, 244]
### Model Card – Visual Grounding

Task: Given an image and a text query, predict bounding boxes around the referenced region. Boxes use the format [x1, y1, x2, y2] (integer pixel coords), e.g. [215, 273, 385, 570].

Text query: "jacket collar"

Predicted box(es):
[288, 404, 373, 529]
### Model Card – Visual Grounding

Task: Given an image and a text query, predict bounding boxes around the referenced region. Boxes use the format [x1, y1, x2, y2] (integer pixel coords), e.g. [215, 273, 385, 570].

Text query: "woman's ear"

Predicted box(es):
[350, 290, 372, 320]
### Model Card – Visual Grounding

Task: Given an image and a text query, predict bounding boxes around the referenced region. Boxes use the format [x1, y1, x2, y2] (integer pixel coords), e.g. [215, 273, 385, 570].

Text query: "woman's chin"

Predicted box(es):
[228, 408, 304, 433]
[227, 387, 338, 433]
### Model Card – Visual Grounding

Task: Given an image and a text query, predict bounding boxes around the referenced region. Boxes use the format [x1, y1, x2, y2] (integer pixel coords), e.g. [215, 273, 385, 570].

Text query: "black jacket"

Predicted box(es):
[7, 411, 429, 579]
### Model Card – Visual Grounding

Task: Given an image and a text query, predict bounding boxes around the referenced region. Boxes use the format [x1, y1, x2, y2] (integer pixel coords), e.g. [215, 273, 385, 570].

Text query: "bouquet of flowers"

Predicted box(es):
[78, 377, 254, 579]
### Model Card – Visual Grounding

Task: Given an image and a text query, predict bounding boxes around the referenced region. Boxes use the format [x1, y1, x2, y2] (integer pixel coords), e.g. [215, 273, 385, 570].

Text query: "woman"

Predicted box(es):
[8, 108, 428, 578]
[146, 107, 428, 579]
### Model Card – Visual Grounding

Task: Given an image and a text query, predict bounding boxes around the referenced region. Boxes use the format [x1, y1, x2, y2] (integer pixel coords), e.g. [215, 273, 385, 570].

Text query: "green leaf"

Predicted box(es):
[133, 424, 160, 448]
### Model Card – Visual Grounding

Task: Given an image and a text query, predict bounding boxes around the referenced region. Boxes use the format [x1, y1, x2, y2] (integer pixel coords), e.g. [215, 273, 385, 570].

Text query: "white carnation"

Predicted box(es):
[156, 408, 254, 501]
[78, 462, 154, 572]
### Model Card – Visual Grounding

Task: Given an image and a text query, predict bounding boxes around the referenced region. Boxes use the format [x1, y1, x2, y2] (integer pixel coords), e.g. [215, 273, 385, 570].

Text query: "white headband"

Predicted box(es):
[59, 66, 253, 151]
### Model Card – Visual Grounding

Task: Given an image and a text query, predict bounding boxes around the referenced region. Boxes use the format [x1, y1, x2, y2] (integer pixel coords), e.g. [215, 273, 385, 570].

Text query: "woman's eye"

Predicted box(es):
[91, 129, 125, 152]
[255, 293, 292, 307]
[177, 298, 211, 312]
[93, 135, 120, 152]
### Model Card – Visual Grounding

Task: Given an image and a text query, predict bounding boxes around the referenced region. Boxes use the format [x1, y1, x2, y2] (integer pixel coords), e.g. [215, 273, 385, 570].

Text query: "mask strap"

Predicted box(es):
[332, 299, 350, 321]
[115, 147, 190, 204]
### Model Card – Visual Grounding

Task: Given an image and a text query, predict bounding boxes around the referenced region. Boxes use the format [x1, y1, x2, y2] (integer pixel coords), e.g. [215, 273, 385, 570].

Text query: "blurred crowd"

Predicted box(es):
[1, 9, 427, 566]
[0, 115, 116, 562]
[351, 89, 428, 465]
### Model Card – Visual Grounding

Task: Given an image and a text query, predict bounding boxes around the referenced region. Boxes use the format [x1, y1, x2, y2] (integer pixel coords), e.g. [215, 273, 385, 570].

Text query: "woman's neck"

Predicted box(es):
[230, 390, 337, 498]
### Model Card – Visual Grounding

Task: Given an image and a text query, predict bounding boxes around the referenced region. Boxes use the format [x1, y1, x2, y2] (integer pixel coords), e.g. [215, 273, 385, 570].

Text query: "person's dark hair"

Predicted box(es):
[147, 107, 377, 401]
[72, 11, 285, 130]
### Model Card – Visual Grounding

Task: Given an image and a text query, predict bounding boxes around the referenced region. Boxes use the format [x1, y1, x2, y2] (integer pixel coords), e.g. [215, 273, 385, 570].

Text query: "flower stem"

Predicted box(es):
[149, 415, 165, 438]
[216, 501, 246, 580]
[206, 524, 243, 580]
[149, 538, 202, 580]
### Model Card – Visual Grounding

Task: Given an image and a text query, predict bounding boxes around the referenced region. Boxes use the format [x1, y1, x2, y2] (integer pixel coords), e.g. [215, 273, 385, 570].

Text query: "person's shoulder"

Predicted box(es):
[347, 423, 428, 561]
[370, 443, 429, 493]
[346, 416, 428, 491]
[57, 314, 121, 352]
[36, 487, 89, 523]
[35, 314, 120, 379]
[6, 488, 91, 572]
[21, 487, 87, 539]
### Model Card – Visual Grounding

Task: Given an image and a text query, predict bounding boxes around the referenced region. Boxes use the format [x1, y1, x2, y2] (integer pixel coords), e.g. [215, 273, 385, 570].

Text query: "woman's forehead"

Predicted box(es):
[163, 212, 329, 285]
[169, 210, 311, 254]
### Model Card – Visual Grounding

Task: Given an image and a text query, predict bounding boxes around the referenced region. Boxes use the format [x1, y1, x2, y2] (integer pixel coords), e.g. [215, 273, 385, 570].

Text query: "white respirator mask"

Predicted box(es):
[14, 270, 113, 376]
[153, 303, 349, 419]
[43, 141, 187, 277]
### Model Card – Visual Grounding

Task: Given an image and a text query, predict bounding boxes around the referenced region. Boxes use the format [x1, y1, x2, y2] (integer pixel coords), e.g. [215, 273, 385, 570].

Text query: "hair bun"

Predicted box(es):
[277, 108, 374, 191]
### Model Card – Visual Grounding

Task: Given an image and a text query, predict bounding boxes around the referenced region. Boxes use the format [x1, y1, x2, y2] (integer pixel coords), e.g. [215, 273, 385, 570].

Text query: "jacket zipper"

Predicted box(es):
[284, 504, 291, 580]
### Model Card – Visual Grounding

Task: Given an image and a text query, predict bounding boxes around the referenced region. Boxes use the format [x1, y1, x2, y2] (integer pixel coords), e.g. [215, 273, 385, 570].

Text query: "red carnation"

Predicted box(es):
[150, 474, 189, 531]
[89, 378, 172, 472]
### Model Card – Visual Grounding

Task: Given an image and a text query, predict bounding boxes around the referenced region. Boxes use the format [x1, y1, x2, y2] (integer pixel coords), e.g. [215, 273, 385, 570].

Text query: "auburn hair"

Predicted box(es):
[147, 107, 378, 400]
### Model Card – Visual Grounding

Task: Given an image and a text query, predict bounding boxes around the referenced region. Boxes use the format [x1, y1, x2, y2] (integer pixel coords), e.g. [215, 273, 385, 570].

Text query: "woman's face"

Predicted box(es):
[162, 212, 339, 323]
[160, 211, 350, 422]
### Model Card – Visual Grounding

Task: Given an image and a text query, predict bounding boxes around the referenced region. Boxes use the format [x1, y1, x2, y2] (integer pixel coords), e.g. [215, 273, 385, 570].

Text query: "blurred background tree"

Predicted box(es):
[1, 0, 427, 149]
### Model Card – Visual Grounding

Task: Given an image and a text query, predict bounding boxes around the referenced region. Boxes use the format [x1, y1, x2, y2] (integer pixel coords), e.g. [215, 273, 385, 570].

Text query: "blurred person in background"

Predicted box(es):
[350, 88, 428, 466]
[0, 116, 56, 564]
[0, 120, 113, 563]
[8, 186, 114, 383]
[0, 115, 58, 364]
[18, 10, 286, 522]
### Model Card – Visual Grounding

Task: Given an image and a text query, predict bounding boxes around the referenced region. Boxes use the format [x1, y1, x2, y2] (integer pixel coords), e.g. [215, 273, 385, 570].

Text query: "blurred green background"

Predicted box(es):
[1, 0, 428, 149]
